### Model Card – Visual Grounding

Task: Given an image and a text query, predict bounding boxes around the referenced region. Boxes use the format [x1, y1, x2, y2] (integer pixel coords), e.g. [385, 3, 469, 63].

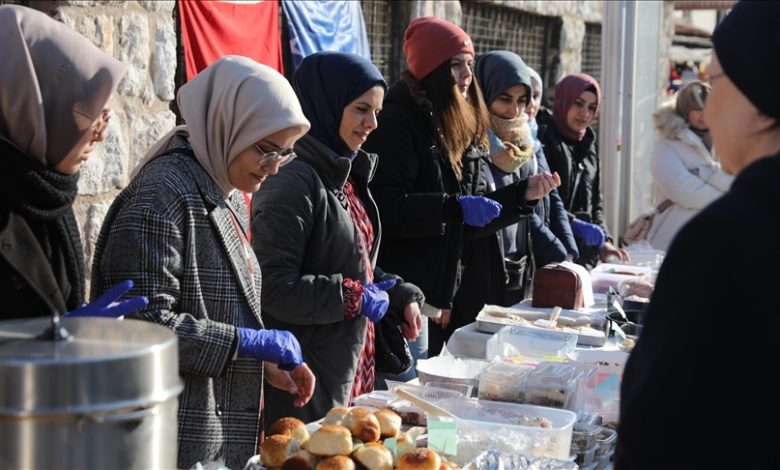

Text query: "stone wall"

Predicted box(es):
[28, 1, 177, 292]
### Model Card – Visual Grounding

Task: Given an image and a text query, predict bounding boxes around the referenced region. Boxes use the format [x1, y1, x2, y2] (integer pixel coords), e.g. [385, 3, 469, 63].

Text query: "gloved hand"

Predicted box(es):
[360, 279, 397, 323]
[65, 280, 148, 318]
[571, 219, 606, 247]
[458, 195, 502, 227]
[237, 328, 303, 371]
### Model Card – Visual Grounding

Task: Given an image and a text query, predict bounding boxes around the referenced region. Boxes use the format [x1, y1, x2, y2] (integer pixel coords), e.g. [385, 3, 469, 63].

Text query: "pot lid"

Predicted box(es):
[0, 317, 183, 416]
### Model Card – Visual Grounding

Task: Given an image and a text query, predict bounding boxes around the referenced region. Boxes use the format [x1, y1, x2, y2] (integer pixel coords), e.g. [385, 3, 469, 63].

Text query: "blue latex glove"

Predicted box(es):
[237, 328, 303, 371]
[458, 195, 502, 227]
[360, 279, 397, 323]
[65, 280, 149, 318]
[571, 219, 606, 247]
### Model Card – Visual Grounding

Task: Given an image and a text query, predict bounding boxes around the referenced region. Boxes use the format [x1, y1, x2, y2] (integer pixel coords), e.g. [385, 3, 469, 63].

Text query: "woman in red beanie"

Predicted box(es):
[364, 16, 558, 361]
[537, 74, 629, 269]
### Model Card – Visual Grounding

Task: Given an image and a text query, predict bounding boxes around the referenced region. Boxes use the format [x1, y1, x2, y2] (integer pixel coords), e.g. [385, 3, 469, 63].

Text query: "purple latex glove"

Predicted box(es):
[360, 279, 397, 323]
[65, 280, 148, 318]
[237, 328, 303, 371]
[458, 195, 502, 227]
[571, 219, 606, 247]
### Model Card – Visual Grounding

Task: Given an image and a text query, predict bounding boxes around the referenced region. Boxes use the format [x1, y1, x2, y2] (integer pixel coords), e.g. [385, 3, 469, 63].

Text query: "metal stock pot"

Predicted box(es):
[0, 317, 183, 469]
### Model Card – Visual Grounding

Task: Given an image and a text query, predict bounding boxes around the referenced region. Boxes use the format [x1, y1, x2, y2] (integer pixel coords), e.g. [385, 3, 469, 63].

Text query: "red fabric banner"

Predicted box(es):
[179, 0, 283, 80]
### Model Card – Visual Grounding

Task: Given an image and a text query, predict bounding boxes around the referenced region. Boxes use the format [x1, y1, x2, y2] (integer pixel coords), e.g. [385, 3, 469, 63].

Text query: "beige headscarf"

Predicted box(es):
[139, 55, 310, 197]
[0, 5, 127, 168]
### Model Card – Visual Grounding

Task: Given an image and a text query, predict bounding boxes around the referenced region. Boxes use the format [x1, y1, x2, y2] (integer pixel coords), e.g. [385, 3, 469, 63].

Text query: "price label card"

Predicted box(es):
[427, 417, 457, 456]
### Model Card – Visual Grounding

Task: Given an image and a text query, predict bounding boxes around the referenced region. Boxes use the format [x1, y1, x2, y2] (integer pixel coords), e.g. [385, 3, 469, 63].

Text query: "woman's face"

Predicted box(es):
[339, 85, 384, 152]
[228, 127, 301, 193]
[54, 107, 110, 175]
[703, 54, 768, 175]
[527, 82, 542, 120]
[490, 84, 529, 120]
[565, 90, 598, 133]
[450, 53, 474, 98]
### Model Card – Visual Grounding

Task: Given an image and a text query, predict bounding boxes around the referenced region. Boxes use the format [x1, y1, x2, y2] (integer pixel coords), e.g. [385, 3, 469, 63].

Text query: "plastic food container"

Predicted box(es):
[572, 444, 597, 466]
[596, 449, 615, 470]
[571, 423, 601, 451]
[523, 362, 581, 410]
[416, 357, 489, 397]
[590, 263, 652, 294]
[434, 398, 577, 465]
[486, 325, 578, 360]
[595, 427, 617, 456]
[477, 362, 534, 403]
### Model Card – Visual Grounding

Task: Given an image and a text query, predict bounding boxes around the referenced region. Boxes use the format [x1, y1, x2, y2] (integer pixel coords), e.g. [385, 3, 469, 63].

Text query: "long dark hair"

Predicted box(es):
[420, 61, 491, 179]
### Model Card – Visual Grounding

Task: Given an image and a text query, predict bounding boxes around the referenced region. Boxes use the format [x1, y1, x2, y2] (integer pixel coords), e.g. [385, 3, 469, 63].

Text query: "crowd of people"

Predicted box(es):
[2, 1, 779, 468]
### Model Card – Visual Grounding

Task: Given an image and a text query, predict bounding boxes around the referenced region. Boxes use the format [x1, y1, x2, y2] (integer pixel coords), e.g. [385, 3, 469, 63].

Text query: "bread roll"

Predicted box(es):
[269, 417, 311, 446]
[395, 432, 416, 462]
[283, 450, 318, 470]
[262, 434, 301, 467]
[373, 408, 401, 438]
[352, 442, 393, 470]
[316, 455, 355, 470]
[324, 406, 350, 425]
[342, 407, 381, 442]
[307, 425, 353, 457]
[398, 448, 441, 470]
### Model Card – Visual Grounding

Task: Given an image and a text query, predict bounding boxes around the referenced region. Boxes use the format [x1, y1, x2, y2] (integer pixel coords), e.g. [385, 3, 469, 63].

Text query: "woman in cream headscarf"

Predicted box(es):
[0, 5, 137, 320]
[91, 55, 316, 469]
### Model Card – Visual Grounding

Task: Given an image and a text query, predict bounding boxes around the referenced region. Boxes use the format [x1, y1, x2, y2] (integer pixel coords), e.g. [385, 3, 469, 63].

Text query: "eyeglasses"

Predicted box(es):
[254, 144, 297, 169]
[92, 110, 110, 139]
[707, 71, 726, 86]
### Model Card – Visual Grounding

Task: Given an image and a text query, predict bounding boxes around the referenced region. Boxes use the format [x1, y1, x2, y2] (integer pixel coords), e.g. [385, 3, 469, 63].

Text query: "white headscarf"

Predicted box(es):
[138, 55, 310, 197]
[0, 5, 127, 168]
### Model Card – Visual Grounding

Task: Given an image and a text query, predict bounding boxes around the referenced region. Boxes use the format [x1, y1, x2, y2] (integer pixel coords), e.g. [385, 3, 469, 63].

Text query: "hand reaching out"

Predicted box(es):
[524, 171, 560, 201]
[264, 361, 315, 407]
[401, 301, 423, 341]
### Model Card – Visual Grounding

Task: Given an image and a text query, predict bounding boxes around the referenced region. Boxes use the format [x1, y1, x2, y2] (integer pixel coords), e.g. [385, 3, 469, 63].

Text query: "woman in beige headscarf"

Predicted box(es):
[91, 54, 316, 469]
[0, 5, 131, 320]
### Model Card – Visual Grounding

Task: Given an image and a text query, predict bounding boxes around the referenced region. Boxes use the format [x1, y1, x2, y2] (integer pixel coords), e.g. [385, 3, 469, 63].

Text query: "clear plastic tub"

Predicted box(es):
[434, 398, 577, 465]
[596, 449, 615, 470]
[523, 362, 581, 410]
[572, 444, 597, 466]
[571, 423, 601, 451]
[416, 356, 489, 397]
[477, 362, 534, 403]
[590, 263, 652, 294]
[595, 427, 617, 456]
[486, 325, 578, 360]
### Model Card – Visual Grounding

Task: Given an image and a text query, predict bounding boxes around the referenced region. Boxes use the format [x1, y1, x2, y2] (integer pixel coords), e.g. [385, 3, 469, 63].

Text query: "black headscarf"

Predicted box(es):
[293, 51, 387, 156]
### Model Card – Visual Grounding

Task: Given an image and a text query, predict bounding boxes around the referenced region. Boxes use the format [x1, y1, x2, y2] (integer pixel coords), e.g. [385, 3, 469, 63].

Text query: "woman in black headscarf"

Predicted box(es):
[252, 52, 424, 426]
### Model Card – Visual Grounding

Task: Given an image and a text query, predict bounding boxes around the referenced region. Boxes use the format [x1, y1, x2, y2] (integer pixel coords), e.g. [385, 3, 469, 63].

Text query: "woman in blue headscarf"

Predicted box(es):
[475, 52, 576, 305]
[251, 52, 424, 426]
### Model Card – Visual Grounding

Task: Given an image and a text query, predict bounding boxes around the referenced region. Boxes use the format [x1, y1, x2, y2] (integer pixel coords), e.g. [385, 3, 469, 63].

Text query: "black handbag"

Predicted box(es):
[374, 312, 413, 375]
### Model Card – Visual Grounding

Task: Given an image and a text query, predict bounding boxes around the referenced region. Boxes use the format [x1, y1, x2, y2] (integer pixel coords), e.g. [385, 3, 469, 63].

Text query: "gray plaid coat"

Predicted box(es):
[91, 140, 265, 470]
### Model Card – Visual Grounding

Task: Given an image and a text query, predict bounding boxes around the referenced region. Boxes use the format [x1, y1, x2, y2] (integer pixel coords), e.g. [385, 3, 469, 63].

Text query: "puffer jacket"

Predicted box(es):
[364, 73, 533, 311]
[647, 104, 734, 251]
[538, 108, 608, 270]
[251, 134, 423, 426]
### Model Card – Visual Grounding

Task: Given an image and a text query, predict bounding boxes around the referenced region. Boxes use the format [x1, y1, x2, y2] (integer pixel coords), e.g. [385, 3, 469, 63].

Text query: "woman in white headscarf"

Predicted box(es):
[0, 5, 134, 320]
[91, 55, 316, 469]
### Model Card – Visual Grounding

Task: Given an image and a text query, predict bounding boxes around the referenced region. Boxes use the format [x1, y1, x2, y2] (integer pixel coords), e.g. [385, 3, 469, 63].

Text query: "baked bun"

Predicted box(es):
[398, 448, 441, 470]
[283, 450, 318, 470]
[439, 459, 461, 470]
[324, 406, 350, 425]
[269, 417, 310, 446]
[262, 434, 301, 467]
[316, 455, 355, 470]
[373, 408, 401, 438]
[395, 432, 416, 463]
[307, 424, 353, 457]
[352, 442, 393, 470]
[342, 407, 381, 442]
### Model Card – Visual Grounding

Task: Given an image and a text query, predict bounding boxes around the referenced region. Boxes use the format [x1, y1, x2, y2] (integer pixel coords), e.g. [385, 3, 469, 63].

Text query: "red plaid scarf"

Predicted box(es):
[344, 178, 376, 400]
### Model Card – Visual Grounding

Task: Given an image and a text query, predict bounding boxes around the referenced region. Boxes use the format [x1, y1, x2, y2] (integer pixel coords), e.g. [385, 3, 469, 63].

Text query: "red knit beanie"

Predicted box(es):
[403, 16, 474, 81]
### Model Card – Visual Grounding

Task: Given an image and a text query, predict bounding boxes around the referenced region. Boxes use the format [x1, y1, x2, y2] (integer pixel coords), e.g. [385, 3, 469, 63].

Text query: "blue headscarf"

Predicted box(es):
[293, 51, 387, 156]
[528, 67, 544, 153]
[474, 50, 532, 108]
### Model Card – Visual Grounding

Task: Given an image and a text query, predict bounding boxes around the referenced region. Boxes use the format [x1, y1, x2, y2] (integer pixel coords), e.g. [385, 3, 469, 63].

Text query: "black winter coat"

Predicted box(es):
[538, 109, 610, 270]
[616, 152, 780, 469]
[364, 76, 533, 354]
